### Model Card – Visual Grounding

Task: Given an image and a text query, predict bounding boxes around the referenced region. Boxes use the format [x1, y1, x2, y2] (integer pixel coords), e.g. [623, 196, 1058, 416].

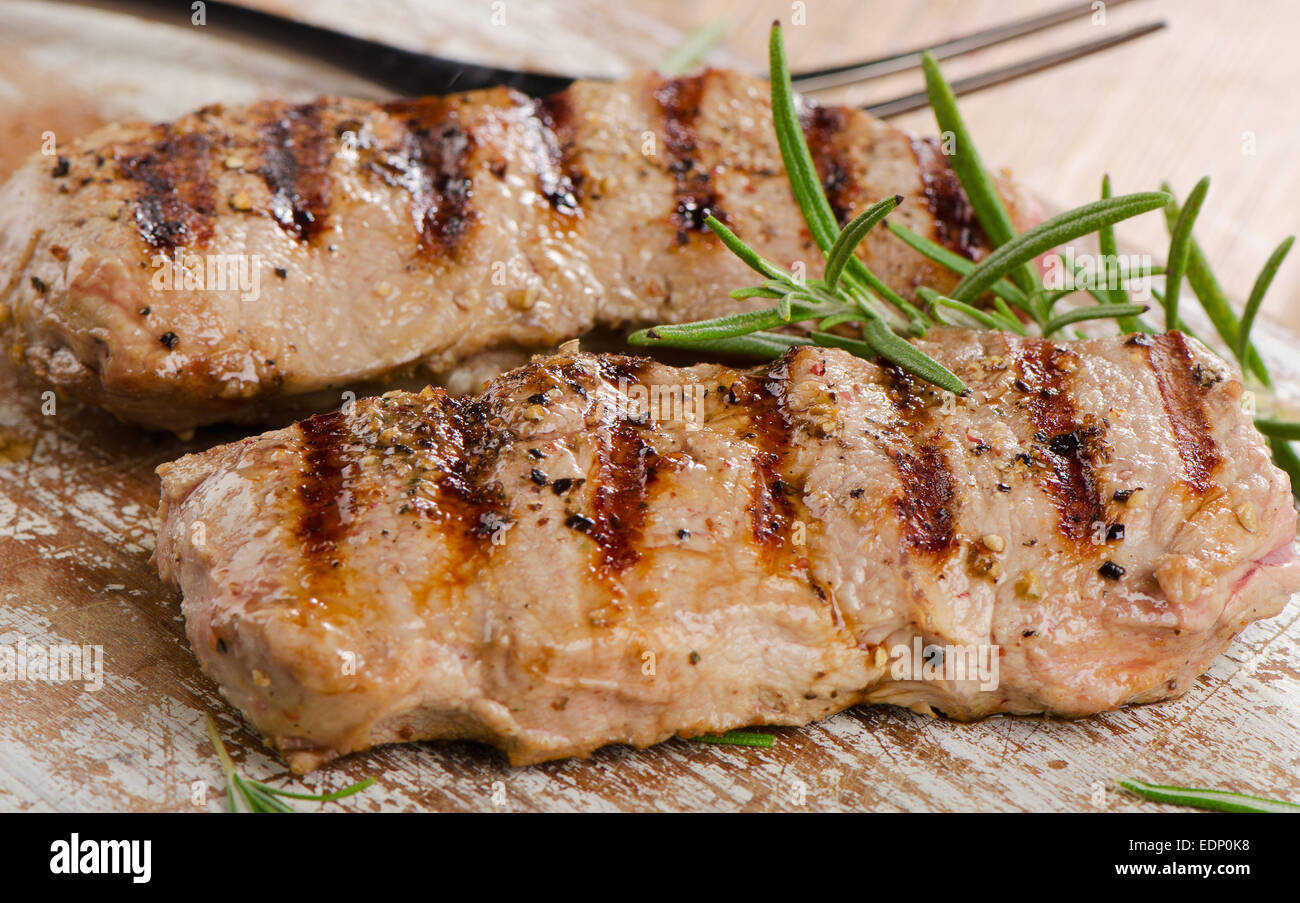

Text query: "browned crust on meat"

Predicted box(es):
[1013, 340, 1106, 541]
[1146, 331, 1223, 494]
[580, 357, 658, 574]
[258, 101, 333, 241]
[884, 366, 958, 557]
[534, 93, 583, 216]
[729, 369, 796, 551]
[296, 409, 351, 564]
[652, 74, 728, 243]
[380, 98, 478, 255]
[113, 124, 217, 250]
[908, 136, 986, 261]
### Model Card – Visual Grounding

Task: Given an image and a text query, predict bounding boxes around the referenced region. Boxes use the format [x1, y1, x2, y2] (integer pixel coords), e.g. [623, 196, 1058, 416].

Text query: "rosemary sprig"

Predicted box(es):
[1162, 183, 1274, 387]
[1116, 777, 1300, 814]
[1237, 235, 1295, 365]
[631, 25, 967, 394]
[689, 730, 776, 748]
[1098, 175, 1150, 333]
[204, 713, 374, 812]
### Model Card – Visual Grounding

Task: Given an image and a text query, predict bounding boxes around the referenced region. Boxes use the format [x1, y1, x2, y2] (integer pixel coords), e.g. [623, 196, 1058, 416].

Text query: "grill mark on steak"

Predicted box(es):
[1146, 332, 1222, 494]
[258, 102, 333, 241]
[884, 365, 958, 556]
[534, 94, 583, 216]
[653, 74, 728, 243]
[575, 357, 658, 574]
[115, 125, 216, 250]
[297, 409, 352, 562]
[430, 392, 510, 541]
[727, 369, 796, 550]
[800, 103, 855, 226]
[381, 98, 477, 255]
[909, 137, 986, 261]
[1013, 340, 1106, 540]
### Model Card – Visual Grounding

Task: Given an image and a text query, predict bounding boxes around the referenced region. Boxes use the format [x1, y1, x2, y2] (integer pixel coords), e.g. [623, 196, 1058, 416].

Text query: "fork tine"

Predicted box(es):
[863, 20, 1166, 118]
[790, 0, 1143, 92]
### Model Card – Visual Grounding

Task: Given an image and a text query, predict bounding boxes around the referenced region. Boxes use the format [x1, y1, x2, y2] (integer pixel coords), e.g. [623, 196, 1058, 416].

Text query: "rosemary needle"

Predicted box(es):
[1116, 777, 1300, 814]
[204, 712, 374, 812]
[1161, 176, 1210, 331]
[690, 731, 776, 748]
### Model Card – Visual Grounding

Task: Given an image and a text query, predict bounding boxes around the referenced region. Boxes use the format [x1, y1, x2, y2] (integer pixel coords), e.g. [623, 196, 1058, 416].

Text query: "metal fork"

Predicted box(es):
[58, 0, 1167, 117]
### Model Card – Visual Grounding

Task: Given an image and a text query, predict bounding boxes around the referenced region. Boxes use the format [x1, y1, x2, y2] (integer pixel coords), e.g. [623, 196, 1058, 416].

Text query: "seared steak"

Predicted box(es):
[0, 70, 1029, 430]
[154, 331, 1299, 771]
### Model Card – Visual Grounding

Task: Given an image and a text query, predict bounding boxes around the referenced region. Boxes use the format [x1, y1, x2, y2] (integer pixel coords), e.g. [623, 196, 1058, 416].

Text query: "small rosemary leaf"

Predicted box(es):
[628, 303, 822, 343]
[816, 313, 857, 330]
[1270, 437, 1300, 500]
[886, 221, 1030, 311]
[705, 216, 788, 281]
[949, 192, 1169, 306]
[813, 325, 967, 394]
[1164, 186, 1273, 386]
[632, 330, 811, 359]
[226, 778, 255, 813]
[729, 285, 783, 300]
[825, 195, 900, 289]
[989, 297, 1029, 336]
[690, 731, 776, 748]
[769, 24, 837, 251]
[234, 774, 294, 813]
[1116, 777, 1300, 814]
[1042, 303, 1149, 338]
[921, 52, 1038, 297]
[931, 295, 1024, 334]
[251, 776, 377, 802]
[1255, 418, 1300, 441]
[1237, 235, 1294, 364]
[1162, 176, 1210, 332]
[1098, 175, 1145, 334]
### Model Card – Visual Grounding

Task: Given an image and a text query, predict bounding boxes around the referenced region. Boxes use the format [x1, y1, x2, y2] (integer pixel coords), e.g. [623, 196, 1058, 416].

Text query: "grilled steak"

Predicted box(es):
[154, 330, 1300, 771]
[0, 69, 1030, 431]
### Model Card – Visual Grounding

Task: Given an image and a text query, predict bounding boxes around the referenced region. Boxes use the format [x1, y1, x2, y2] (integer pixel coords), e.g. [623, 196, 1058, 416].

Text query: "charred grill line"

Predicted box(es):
[417, 391, 509, 542]
[381, 98, 477, 254]
[258, 102, 333, 241]
[909, 136, 986, 261]
[653, 74, 728, 243]
[884, 365, 958, 556]
[1146, 332, 1223, 494]
[297, 409, 351, 561]
[729, 370, 797, 550]
[535, 94, 583, 216]
[578, 357, 658, 573]
[115, 126, 217, 250]
[1014, 341, 1106, 540]
[800, 104, 856, 226]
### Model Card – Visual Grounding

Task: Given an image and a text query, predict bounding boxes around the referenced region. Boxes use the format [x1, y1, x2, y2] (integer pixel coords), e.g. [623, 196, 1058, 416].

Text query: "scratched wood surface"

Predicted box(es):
[0, 0, 1297, 812]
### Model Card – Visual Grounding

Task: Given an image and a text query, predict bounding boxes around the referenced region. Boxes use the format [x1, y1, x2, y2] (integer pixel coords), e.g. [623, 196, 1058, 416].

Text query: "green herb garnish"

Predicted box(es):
[204, 713, 374, 812]
[689, 730, 776, 748]
[1116, 777, 1300, 814]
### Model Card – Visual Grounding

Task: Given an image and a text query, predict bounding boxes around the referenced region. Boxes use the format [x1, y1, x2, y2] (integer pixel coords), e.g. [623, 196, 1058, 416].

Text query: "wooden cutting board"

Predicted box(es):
[1, 0, 1297, 812]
